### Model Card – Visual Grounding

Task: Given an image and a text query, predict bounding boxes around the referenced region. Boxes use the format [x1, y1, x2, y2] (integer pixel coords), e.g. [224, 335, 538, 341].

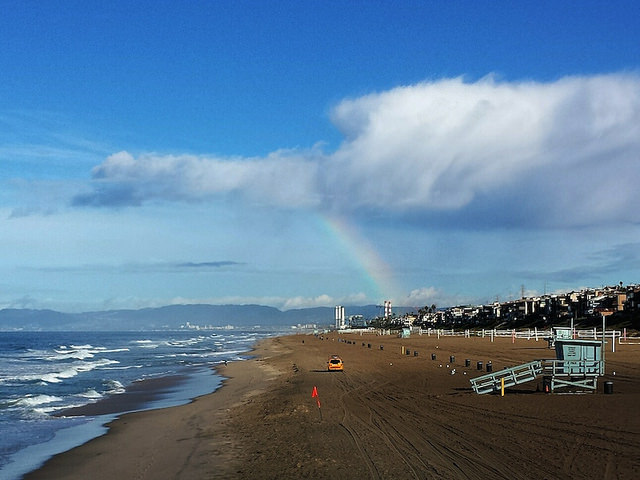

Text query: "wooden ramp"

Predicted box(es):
[470, 360, 543, 394]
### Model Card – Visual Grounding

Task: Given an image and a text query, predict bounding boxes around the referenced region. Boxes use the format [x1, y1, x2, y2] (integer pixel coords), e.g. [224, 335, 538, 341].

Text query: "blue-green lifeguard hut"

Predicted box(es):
[542, 338, 603, 391]
[470, 335, 605, 394]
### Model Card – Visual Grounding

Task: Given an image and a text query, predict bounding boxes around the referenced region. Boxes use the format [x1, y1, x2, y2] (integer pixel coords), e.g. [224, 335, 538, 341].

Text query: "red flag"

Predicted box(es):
[312, 386, 322, 419]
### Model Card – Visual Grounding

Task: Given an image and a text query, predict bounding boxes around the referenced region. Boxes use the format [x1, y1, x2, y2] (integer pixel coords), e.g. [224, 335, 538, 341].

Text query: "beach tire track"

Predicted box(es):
[352, 386, 531, 479]
[338, 379, 447, 478]
[431, 394, 640, 464]
[422, 395, 640, 479]
[562, 435, 585, 474]
[338, 420, 382, 479]
[367, 410, 429, 479]
[335, 373, 382, 479]
[415, 399, 558, 478]
[337, 373, 552, 478]
[334, 372, 457, 478]
[366, 393, 475, 479]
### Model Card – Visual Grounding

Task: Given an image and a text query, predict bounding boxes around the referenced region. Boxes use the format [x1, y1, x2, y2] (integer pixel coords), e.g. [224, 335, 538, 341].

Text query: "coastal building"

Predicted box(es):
[383, 300, 392, 318]
[416, 283, 637, 329]
[335, 305, 346, 329]
[349, 314, 365, 328]
[625, 286, 640, 311]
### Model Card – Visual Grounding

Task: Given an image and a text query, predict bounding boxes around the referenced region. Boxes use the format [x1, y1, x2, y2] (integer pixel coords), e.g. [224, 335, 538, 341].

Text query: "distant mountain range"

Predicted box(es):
[0, 304, 417, 331]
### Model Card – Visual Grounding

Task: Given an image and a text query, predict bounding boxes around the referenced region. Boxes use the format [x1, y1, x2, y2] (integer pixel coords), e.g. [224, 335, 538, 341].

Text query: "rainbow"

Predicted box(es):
[320, 214, 398, 303]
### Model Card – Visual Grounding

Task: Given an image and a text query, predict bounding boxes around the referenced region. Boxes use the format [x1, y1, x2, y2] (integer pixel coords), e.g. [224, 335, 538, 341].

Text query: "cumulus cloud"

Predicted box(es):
[281, 292, 368, 310]
[402, 287, 441, 305]
[398, 286, 466, 309]
[325, 73, 640, 225]
[74, 73, 640, 228]
[73, 149, 321, 208]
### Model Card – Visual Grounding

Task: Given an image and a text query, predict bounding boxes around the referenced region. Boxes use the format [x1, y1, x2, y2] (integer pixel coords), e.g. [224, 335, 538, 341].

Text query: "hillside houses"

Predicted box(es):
[415, 284, 639, 328]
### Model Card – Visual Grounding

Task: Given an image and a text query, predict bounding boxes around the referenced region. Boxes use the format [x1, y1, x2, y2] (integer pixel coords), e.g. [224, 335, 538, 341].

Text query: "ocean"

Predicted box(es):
[0, 329, 275, 479]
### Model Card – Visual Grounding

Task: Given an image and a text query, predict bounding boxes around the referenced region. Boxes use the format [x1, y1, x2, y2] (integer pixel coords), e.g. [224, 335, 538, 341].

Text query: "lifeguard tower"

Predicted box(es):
[470, 337, 604, 394]
[542, 338, 603, 392]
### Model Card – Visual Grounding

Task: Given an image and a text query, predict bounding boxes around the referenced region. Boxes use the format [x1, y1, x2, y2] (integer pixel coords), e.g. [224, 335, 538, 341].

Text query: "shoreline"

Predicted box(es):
[23, 332, 640, 479]
[56, 373, 190, 417]
[22, 337, 282, 480]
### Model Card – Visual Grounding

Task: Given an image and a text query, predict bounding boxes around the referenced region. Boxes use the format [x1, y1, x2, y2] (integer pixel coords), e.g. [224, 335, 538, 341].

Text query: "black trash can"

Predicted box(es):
[465, 359, 471, 367]
[414, 351, 418, 357]
[431, 353, 436, 360]
[477, 361, 483, 370]
[486, 361, 493, 372]
[604, 381, 613, 394]
[450, 355, 455, 363]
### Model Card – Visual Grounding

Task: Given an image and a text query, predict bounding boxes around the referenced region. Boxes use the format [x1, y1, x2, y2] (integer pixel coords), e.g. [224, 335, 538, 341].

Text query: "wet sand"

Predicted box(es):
[25, 332, 640, 479]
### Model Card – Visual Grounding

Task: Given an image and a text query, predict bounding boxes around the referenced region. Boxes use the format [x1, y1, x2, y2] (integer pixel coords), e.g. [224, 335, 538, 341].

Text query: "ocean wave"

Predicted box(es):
[134, 339, 160, 349]
[104, 365, 143, 370]
[51, 349, 95, 360]
[51, 344, 131, 360]
[105, 379, 125, 395]
[79, 389, 103, 399]
[13, 394, 62, 407]
[18, 390, 103, 416]
[41, 368, 79, 383]
[225, 336, 256, 344]
[39, 358, 120, 383]
[34, 403, 88, 415]
[80, 358, 120, 370]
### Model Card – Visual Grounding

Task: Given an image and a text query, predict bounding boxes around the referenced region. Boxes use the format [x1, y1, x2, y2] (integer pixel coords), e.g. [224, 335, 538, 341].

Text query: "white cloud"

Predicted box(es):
[281, 294, 335, 310]
[402, 287, 440, 305]
[325, 74, 640, 219]
[398, 286, 466, 309]
[281, 292, 368, 310]
[82, 149, 321, 208]
[77, 73, 640, 227]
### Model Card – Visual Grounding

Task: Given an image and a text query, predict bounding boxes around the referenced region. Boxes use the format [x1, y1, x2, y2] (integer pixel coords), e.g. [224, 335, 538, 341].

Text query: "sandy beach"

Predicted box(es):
[25, 332, 640, 479]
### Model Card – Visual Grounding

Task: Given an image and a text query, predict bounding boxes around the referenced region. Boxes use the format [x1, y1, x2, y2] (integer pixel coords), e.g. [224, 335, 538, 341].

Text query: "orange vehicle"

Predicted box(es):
[327, 355, 344, 371]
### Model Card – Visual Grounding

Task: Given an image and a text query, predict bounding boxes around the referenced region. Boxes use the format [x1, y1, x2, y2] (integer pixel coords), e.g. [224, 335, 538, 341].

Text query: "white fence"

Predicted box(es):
[344, 326, 639, 351]
[415, 327, 637, 352]
[417, 327, 552, 340]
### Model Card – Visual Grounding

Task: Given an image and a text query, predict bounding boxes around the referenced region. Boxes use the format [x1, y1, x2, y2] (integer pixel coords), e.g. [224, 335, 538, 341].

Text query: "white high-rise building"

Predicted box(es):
[335, 305, 346, 329]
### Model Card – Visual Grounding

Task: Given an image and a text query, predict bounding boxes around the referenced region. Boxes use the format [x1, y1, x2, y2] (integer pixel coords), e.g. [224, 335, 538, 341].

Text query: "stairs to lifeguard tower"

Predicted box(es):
[470, 360, 543, 394]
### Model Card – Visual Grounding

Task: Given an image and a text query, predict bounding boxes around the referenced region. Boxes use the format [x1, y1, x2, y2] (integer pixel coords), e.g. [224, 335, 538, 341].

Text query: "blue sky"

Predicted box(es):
[2, 1, 640, 313]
